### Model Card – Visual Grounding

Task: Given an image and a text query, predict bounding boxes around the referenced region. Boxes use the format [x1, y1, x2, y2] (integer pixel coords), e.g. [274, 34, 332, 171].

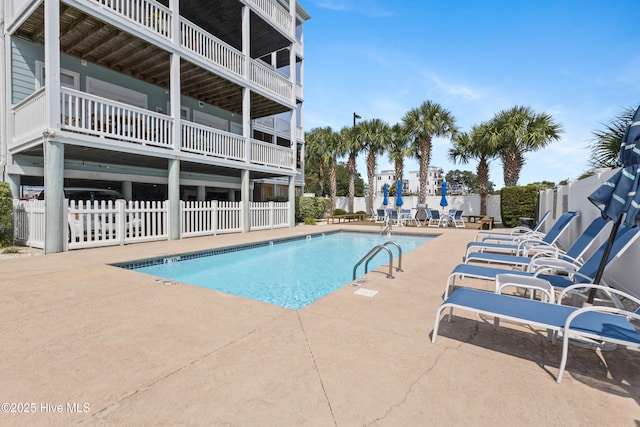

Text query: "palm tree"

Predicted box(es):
[491, 105, 562, 186]
[387, 123, 412, 185]
[449, 124, 500, 215]
[340, 125, 364, 212]
[304, 127, 331, 196]
[403, 101, 457, 204]
[589, 106, 636, 168]
[304, 127, 340, 211]
[359, 119, 391, 211]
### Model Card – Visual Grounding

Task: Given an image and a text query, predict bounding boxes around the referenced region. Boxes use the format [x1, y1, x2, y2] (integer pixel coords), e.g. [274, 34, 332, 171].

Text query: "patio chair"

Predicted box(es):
[385, 209, 399, 225]
[475, 210, 551, 241]
[370, 208, 385, 223]
[432, 283, 640, 383]
[465, 216, 609, 269]
[449, 210, 465, 228]
[400, 209, 419, 227]
[445, 225, 640, 299]
[427, 209, 446, 227]
[464, 211, 578, 259]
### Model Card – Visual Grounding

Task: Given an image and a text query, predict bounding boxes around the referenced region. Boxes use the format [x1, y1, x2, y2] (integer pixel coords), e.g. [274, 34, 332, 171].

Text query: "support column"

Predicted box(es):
[43, 0, 64, 253]
[122, 181, 132, 200]
[288, 175, 296, 226]
[44, 138, 65, 253]
[7, 174, 20, 199]
[168, 158, 180, 240]
[197, 185, 205, 201]
[241, 169, 250, 232]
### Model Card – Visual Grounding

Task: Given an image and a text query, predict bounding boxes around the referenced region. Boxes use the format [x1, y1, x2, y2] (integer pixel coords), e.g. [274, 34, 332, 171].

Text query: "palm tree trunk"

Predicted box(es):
[477, 158, 489, 215]
[502, 145, 523, 186]
[317, 159, 325, 196]
[347, 151, 356, 212]
[394, 158, 403, 187]
[367, 151, 377, 211]
[418, 137, 432, 204]
[328, 162, 337, 213]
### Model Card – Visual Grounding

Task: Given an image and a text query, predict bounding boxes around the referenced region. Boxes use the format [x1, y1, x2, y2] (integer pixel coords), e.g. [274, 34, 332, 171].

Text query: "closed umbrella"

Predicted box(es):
[440, 181, 448, 209]
[587, 104, 640, 302]
[395, 179, 403, 208]
[383, 183, 388, 206]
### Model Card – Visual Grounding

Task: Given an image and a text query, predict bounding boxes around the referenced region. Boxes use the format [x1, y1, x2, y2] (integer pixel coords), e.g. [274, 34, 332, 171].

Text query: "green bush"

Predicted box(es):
[303, 217, 316, 225]
[0, 182, 14, 247]
[499, 185, 539, 227]
[355, 210, 366, 215]
[297, 196, 326, 222]
[333, 208, 347, 216]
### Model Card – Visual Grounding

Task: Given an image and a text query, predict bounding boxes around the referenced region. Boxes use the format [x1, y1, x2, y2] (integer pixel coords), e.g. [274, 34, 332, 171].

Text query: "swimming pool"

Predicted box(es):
[125, 231, 433, 309]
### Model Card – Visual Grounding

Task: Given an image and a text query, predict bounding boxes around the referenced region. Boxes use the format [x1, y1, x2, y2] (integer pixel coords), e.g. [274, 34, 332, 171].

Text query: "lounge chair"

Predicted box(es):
[465, 216, 609, 269]
[448, 209, 465, 228]
[463, 211, 578, 259]
[475, 209, 551, 241]
[446, 225, 640, 299]
[431, 283, 640, 383]
[370, 208, 385, 223]
[427, 209, 446, 227]
[400, 209, 419, 227]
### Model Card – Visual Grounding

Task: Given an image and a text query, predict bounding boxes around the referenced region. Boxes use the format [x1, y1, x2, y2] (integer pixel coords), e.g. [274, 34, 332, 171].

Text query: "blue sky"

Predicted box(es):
[300, 0, 640, 188]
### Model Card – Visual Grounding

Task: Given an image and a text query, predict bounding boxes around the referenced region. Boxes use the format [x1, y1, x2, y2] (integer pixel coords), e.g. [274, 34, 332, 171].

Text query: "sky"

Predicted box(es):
[300, 0, 640, 188]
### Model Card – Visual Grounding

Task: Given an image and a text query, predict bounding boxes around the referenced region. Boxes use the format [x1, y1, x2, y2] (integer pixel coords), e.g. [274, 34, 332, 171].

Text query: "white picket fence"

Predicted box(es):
[12, 199, 290, 250]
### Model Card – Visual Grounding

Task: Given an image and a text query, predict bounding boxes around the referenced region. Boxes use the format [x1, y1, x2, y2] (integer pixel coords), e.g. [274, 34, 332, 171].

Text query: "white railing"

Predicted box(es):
[250, 201, 289, 230]
[61, 88, 174, 149]
[251, 139, 294, 169]
[12, 87, 46, 145]
[250, 60, 293, 101]
[253, 116, 291, 137]
[181, 200, 243, 237]
[248, 0, 293, 35]
[180, 19, 245, 78]
[13, 199, 290, 250]
[181, 121, 245, 162]
[91, 0, 172, 38]
[13, 200, 45, 249]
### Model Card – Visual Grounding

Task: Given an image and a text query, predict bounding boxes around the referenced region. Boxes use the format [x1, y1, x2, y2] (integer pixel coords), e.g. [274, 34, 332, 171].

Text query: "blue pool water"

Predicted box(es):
[131, 231, 433, 309]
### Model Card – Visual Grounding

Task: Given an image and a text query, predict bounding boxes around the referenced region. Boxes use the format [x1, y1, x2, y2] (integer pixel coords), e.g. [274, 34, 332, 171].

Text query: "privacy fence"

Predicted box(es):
[12, 199, 290, 251]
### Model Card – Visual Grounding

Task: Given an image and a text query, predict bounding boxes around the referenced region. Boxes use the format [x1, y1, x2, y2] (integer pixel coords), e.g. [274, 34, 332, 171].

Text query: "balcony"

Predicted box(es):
[11, 88, 296, 172]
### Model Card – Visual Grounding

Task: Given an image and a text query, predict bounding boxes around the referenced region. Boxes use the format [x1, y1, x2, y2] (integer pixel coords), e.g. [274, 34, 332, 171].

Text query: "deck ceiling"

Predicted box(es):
[13, 1, 291, 118]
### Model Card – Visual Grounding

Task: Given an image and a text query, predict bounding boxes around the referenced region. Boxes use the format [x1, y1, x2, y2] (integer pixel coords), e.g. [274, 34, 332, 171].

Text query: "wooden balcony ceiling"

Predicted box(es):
[14, 2, 289, 118]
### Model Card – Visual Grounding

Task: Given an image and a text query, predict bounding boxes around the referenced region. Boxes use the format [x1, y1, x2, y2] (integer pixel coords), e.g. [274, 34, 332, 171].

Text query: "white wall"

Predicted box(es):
[538, 168, 640, 298]
[333, 194, 502, 222]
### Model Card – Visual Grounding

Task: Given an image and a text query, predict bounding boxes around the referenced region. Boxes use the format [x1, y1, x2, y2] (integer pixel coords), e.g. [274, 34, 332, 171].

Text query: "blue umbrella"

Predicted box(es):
[587, 104, 640, 302]
[382, 183, 388, 206]
[439, 181, 448, 208]
[395, 179, 403, 207]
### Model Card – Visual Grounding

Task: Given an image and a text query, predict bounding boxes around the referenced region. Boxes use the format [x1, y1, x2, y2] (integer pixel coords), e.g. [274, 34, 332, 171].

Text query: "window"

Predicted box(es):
[36, 62, 79, 89]
[86, 77, 147, 108]
[193, 110, 228, 131]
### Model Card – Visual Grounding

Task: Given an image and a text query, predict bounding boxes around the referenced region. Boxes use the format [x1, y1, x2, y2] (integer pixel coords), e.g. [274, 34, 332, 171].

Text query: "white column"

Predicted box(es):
[168, 158, 180, 240]
[288, 175, 295, 226]
[122, 181, 132, 200]
[43, 0, 64, 253]
[6, 174, 20, 198]
[197, 185, 205, 201]
[241, 170, 250, 232]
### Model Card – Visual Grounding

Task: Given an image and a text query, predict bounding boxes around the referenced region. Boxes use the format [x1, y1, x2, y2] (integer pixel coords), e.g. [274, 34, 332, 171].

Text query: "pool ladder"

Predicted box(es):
[352, 241, 403, 280]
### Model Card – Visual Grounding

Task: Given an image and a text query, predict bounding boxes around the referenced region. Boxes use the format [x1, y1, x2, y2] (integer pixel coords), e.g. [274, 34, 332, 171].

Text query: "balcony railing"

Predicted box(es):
[88, 0, 293, 105]
[181, 121, 245, 162]
[251, 139, 294, 169]
[61, 88, 174, 149]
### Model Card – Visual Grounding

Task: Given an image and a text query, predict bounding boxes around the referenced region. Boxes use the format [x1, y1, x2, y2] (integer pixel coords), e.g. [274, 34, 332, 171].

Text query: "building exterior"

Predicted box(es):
[374, 167, 444, 197]
[1, 0, 310, 252]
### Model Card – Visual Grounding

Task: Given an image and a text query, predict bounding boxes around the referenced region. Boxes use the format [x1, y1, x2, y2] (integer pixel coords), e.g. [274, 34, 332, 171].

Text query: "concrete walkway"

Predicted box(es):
[0, 223, 638, 425]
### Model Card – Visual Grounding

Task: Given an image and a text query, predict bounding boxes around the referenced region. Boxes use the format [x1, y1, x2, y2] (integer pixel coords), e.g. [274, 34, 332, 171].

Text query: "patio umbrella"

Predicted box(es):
[383, 183, 388, 206]
[587, 104, 640, 303]
[395, 179, 403, 208]
[440, 181, 448, 209]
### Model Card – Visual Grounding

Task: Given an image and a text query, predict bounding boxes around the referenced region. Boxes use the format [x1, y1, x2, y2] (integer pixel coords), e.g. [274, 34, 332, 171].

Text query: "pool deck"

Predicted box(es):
[1, 222, 639, 425]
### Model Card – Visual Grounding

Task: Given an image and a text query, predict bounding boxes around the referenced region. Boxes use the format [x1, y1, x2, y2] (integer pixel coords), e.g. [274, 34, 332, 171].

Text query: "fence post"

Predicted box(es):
[269, 201, 274, 229]
[116, 199, 126, 245]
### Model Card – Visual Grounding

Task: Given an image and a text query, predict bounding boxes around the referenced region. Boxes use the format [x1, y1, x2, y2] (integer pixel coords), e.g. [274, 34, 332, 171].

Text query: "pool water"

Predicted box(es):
[132, 231, 433, 309]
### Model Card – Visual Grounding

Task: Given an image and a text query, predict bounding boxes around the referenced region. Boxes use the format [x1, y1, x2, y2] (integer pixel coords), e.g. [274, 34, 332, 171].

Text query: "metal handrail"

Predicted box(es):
[352, 241, 403, 280]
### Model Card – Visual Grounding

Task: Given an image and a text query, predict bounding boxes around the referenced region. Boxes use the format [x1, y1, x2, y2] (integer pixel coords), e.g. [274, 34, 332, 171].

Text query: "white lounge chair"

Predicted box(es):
[432, 283, 640, 383]
[475, 210, 551, 241]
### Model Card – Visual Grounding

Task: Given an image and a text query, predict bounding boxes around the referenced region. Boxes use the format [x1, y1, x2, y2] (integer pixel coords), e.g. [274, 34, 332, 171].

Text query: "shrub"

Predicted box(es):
[333, 208, 347, 216]
[303, 217, 316, 225]
[499, 185, 539, 227]
[0, 182, 14, 247]
[2, 246, 20, 254]
[297, 196, 326, 222]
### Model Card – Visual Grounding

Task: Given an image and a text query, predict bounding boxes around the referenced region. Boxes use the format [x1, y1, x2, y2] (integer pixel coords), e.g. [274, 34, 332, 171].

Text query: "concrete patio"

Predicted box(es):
[0, 223, 638, 425]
